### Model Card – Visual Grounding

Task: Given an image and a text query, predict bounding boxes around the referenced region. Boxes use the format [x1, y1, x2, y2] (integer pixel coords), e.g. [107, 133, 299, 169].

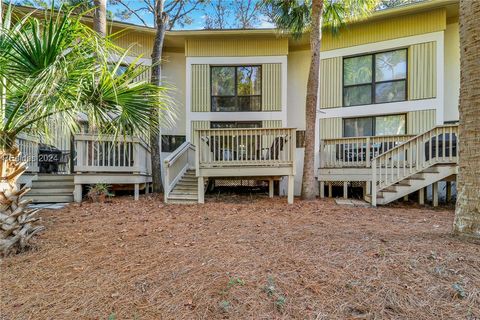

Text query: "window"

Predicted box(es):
[210, 121, 262, 129]
[211, 66, 262, 112]
[343, 114, 406, 137]
[161, 135, 186, 152]
[343, 49, 407, 106]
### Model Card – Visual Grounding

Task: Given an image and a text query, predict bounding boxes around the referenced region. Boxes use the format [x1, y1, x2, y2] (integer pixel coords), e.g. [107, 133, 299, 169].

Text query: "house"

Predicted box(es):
[17, 0, 460, 206]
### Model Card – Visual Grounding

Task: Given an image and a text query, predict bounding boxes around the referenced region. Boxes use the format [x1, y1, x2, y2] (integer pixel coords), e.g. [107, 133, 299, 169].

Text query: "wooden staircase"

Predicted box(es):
[368, 125, 458, 206]
[24, 174, 75, 203]
[165, 170, 198, 204]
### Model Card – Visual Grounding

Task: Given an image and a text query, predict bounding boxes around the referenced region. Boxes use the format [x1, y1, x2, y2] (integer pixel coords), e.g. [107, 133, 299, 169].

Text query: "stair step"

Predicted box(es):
[24, 194, 74, 203]
[422, 168, 439, 173]
[31, 181, 74, 188]
[176, 182, 197, 187]
[167, 199, 198, 205]
[409, 174, 425, 180]
[395, 182, 411, 187]
[35, 174, 74, 182]
[168, 194, 198, 201]
[27, 188, 74, 195]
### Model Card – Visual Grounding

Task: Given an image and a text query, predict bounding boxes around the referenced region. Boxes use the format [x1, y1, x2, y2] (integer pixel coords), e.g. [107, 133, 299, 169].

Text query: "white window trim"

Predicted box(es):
[185, 56, 288, 141]
[318, 31, 444, 126]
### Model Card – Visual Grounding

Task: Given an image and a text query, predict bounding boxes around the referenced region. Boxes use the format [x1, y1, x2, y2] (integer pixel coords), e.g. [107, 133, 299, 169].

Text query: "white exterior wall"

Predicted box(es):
[444, 22, 460, 122]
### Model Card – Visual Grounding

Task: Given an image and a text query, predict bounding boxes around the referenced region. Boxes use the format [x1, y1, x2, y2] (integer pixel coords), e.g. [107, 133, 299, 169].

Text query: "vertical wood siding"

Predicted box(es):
[408, 41, 437, 100]
[320, 57, 343, 109]
[320, 118, 343, 139]
[133, 66, 151, 83]
[262, 120, 282, 128]
[262, 64, 282, 111]
[191, 120, 210, 142]
[321, 9, 446, 51]
[185, 38, 288, 57]
[191, 65, 211, 112]
[407, 109, 436, 134]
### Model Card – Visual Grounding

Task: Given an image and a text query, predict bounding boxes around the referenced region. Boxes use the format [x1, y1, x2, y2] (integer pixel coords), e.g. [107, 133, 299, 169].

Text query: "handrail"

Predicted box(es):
[73, 133, 151, 174]
[320, 134, 415, 169]
[16, 133, 40, 173]
[164, 141, 196, 202]
[371, 125, 458, 206]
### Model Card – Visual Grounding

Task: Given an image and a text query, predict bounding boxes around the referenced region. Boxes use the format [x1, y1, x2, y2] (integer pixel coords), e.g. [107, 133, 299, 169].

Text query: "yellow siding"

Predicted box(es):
[191, 120, 210, 142]
[191, 65, 210, 112]
[134, 66, 151, 83]
[320, 57, 343, 109]
[262, 64, 282, 111]
[320, 118, 343, 139]
[407, 109, 436, 134]
[111, 28, 153, 57]
[185, 38, 288, 57]
[409, 41, 437, 100]
[322, 9, 446, 51]
[263, 120, 282, 128]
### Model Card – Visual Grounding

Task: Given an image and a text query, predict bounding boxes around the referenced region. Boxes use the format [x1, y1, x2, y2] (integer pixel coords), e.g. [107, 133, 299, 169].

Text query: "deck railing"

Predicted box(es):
[164, 141, 196, 202]
[195, 128, 296, 169]
[16, 134, 40, 173]
[319, 134, 415, 169]
[74, 134, 151, 174]
[371, 125, 459, 206]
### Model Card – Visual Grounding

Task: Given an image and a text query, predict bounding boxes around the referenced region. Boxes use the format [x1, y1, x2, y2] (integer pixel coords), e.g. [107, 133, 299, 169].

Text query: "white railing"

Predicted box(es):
[163, 141, 196, 202]
[320, 134, 414, 168]
[195, 128, 296, 169]
[16, 134, 39, 173]
[74, 134, 151, 174]
[371, 125, 458, 206]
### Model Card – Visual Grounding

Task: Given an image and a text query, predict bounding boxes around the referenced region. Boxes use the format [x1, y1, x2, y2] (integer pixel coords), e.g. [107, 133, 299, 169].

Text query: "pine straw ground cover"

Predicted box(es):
[1, 195, 479, 320]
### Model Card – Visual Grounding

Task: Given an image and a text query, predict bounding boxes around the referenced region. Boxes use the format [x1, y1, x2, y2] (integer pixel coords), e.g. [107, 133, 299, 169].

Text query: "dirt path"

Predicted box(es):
[1, 195, 479, 319]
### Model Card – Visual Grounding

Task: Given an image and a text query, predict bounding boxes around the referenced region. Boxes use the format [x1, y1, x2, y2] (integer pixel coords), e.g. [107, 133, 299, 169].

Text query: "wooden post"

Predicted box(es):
[328, 182, 333, 198]
[268, 178, 274, 198]
[446, 181, 451, 203]
[343, 181, 348, 199]
[320, 181, 325, 198]
[287, 175, 294, 204]
[366, 137, 371, 168]
[363, 182, 367, 199]
[371, 159, 377, 207]
[74, 184, 82, 203]
[432, 182, 439, 207]
[145, 183, 150, 194]
[198, 176, 205, 204]
[134, 183, 139, 201]
[419, 187, 425, 205]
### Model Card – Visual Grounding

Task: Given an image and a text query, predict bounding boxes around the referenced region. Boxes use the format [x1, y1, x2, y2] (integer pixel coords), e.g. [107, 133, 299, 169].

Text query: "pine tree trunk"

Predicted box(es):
[150, 0, 168, 193]
[453, 0, 480, 238]
[0, 145, 44, 255]
[301, 0, 324, 200]
[93, 0, 107, 37]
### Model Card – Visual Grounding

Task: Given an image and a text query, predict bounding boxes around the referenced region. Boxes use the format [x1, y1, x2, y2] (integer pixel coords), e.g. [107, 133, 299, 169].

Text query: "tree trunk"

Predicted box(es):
[0, 143, 44, 256]
[150, 0, 168, 193]
[301, 0, 324, 200]
[453, 0, 480, 238]
[93, 0, 107, 37]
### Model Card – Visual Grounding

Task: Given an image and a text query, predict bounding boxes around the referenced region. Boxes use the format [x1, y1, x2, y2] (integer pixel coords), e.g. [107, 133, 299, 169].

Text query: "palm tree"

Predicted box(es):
[265, 0, 378, 200]
[453, 0, 480, 239]
[0, 5, 170, 255]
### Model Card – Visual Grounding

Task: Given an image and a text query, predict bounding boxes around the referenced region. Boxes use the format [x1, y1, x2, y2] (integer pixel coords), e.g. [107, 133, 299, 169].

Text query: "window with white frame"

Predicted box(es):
[343, 114, 406, 137]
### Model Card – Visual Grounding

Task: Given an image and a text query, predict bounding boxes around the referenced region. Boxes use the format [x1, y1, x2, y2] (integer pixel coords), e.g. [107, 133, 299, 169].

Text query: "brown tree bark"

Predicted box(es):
[301, 0, 324, 200]
[453, 0, 480, 238]
[150, 0, 168, 193]
[93, 0, 107, 37]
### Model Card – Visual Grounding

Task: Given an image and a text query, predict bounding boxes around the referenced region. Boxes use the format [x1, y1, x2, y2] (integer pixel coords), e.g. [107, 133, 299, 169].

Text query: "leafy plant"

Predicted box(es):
[87, 183, 113, 203]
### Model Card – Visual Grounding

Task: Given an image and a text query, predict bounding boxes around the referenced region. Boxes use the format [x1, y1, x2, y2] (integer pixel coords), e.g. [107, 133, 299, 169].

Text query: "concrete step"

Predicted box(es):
[24, 194, 74, 203]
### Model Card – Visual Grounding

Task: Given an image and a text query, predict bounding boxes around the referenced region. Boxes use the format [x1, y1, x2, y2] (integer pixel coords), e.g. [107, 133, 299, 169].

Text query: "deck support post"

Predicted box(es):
[328, 182, 332, 198]
[74, 184, 82, 203]
[287, 175, 294, 204]
[446, 181, 451, 203]
[268, 178, 274, 198]
[198, 176, 205, 204]
[145, 183, 149, 194]
[432, 182, 439, 207]
[134, 183, 139, 201]
[320, 181, 325, 198]
[366, 181, 371, 198]
[343, 182, 348, 199]
[419, 187, 425, 205]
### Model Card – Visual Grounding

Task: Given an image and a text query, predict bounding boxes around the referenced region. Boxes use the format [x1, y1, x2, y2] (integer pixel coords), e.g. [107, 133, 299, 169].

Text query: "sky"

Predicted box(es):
[13, 0, 275, 30]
